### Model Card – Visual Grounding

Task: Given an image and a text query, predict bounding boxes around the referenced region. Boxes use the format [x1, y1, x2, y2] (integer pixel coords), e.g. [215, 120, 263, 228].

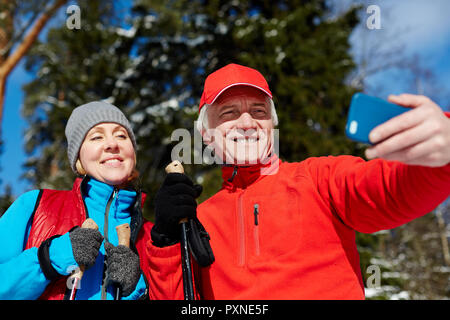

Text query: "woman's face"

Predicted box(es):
[78, 123, 135, 186]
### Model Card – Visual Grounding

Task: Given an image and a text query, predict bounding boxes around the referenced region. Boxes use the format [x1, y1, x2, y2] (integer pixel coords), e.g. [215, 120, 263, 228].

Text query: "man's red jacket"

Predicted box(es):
[145, 155, 450, 299]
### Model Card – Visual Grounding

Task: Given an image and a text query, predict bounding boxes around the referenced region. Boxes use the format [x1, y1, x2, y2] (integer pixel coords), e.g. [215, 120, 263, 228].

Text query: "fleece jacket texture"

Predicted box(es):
[146, 155, 450, 299]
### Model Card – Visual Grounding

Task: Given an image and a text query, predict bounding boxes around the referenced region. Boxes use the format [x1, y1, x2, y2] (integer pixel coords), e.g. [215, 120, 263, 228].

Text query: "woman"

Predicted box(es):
[0, 101, 152, 300]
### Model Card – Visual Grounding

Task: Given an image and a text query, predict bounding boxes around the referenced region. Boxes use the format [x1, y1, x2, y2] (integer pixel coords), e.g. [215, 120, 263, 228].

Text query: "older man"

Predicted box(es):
[146, 63, 450, 299]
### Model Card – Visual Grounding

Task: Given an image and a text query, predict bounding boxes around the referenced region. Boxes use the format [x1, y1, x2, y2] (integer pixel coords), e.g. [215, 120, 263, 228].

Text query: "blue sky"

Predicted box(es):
[1, 1, 449, 197]
[2, 60, 33, 196]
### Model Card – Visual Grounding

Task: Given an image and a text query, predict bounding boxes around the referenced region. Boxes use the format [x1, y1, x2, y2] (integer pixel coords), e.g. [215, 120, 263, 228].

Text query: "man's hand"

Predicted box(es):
[365, 94, 450, 167]
[151, 173, 203, 247]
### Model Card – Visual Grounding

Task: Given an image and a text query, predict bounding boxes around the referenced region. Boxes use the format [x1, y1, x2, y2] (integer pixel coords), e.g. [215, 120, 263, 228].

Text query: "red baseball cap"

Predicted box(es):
[199, 63, 272, 111]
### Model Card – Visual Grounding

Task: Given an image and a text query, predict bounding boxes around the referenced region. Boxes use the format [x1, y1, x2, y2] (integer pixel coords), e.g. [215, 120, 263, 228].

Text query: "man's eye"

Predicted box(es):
[252, 109, 267, 116]
[221, 111, 234, 117]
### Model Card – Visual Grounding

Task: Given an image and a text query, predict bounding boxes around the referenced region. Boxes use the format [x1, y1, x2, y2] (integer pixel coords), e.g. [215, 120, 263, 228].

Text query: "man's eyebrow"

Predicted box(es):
[250, 102, 269, 108]
[219, 104, 238, 110]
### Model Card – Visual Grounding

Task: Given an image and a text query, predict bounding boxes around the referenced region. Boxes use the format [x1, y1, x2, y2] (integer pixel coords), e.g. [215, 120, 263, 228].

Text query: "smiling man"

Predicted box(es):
[201, 85, 276, 166]
[198, 64, 278, 168]
[146, 63, 450, 300]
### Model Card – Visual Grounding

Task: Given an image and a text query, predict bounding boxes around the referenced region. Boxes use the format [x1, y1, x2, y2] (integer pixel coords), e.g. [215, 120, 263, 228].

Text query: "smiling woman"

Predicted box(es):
[0, 101, 153, 300]
[76, 123, 138, 187]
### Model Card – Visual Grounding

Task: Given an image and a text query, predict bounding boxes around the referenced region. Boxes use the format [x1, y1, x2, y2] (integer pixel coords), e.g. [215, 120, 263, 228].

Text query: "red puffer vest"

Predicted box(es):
[24, 177, 153, 300]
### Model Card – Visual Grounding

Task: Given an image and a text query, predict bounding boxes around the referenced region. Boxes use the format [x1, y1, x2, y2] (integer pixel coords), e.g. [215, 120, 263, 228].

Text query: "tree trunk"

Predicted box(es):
[0, 0, 68, 132]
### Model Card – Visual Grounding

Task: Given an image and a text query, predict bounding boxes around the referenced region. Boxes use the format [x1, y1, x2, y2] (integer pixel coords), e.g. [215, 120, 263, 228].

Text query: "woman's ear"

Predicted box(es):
[75, 159, 87, 175]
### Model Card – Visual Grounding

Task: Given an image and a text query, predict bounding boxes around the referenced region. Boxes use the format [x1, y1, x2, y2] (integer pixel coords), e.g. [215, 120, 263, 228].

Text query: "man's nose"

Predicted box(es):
[236, 112, 257, 129]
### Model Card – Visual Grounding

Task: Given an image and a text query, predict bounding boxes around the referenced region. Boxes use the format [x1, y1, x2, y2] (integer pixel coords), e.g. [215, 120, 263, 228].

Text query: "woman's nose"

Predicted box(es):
[104, 136, 119, 150]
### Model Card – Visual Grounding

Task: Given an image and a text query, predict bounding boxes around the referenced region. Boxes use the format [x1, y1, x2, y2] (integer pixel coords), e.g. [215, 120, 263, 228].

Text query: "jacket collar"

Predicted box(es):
[73, 176, 146, 244]
[221, 154, 281, 190]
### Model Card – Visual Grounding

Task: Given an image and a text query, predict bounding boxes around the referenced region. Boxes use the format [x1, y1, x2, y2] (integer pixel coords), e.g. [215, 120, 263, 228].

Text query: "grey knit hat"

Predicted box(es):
[65, 101, 137, 173]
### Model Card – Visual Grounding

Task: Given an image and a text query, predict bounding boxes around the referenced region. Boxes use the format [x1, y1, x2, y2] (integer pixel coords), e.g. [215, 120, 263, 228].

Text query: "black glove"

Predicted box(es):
[104, 242, 141, 297]
[151, 173, 203, 247]
[69, 227, 104, 268]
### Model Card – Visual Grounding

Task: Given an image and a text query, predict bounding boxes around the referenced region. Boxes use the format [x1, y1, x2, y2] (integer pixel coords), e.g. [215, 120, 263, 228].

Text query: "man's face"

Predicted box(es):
[205, 86, 275, 165]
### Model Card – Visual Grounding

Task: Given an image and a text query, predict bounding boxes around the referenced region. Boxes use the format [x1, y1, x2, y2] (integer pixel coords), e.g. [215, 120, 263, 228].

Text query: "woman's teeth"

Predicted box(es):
[104, 159, 121, 164]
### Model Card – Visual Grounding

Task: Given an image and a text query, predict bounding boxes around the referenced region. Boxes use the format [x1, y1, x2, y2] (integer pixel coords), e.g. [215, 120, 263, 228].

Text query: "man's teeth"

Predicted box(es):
[233, 137, 258, 143]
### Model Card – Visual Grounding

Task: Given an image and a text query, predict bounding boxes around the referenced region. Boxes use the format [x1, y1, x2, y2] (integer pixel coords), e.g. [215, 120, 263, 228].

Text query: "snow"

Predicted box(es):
[130, 111, 145, 123]
[145, 98, 179, 117]
[236, 25, 254, 38]
[275, 51, 286, 64]
[265, 29, 278, 37]
[390, 291, 410, 300]
[115, 26, 137, 38]
[144, 15, 156, 29]
[365, 286, 410, 300]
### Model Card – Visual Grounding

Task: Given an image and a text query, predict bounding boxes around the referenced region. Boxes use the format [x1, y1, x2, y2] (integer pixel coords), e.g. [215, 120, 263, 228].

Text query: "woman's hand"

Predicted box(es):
[365, 94, 450, 167]
[104, 242, 141, 297]
[69, 226, 104, 268]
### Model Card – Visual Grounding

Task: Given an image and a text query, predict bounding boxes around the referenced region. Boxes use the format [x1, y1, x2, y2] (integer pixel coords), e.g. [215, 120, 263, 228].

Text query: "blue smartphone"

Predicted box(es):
[345, 93, 410, 145]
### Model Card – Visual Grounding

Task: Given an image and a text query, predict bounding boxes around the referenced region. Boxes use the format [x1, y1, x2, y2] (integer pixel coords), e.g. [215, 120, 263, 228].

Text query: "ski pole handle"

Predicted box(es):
[165, 160, 188, 225]
[165, 160, 195, 300]
[68, 218, 98, 300]
[165, 160, 184, 174]
[116, 223, 131, 247]
[114, 223, 131, 300]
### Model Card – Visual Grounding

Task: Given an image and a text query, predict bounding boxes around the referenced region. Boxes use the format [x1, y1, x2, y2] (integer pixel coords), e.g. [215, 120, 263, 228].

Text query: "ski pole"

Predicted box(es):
[67, 218, 98, 300]
[114, 223, 131, 300]
[165, 160, 195, 300]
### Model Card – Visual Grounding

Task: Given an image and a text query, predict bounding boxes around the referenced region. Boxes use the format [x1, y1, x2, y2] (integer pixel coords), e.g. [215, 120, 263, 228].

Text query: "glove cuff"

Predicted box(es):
[151, 226, 179, 248]
[38, 234, 63, 281]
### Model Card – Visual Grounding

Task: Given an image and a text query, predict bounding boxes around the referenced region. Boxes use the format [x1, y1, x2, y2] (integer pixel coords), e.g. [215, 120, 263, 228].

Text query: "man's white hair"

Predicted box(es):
[196, 96, 279, 132]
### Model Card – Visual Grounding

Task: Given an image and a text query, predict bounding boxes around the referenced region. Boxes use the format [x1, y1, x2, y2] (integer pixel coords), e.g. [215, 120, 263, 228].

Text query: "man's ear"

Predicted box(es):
[201, 128, 213, 145]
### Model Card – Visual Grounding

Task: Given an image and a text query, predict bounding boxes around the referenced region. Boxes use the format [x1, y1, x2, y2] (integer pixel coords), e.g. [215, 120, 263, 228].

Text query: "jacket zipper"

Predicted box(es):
[237, 191, 246, 266]
[253, 203, 260, 256]
[101, 187, 118, 300]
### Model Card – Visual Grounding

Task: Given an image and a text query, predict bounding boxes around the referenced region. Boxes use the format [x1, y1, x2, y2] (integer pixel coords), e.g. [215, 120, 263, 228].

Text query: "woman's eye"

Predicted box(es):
[90, 136, 102, 141]
[116, 132, 128, 139]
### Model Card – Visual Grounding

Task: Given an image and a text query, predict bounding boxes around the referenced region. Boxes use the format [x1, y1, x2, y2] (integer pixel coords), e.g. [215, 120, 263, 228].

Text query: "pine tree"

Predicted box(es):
[22, 1, 133, 190]
[381, 204, 450, 299]
[120, 0, 364, 205]
[0, 184, 13, 217]
[23, 1, 394, 297]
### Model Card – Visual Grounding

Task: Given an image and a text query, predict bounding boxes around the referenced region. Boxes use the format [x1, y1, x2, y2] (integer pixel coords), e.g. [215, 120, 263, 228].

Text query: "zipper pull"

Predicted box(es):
[253, 204, 259, 226]
[228, 166, 238, 182]
[112, 188, 118, 199]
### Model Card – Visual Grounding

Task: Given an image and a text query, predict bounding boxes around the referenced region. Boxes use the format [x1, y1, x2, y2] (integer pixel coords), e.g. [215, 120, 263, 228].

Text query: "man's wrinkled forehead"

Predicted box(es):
[212, 85, 269, 107]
